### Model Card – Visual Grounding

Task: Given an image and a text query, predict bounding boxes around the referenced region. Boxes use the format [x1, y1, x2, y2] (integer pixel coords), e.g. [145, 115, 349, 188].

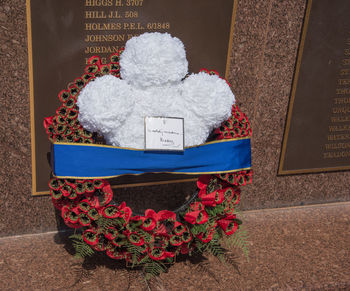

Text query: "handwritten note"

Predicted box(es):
[145, 117, 184, 151]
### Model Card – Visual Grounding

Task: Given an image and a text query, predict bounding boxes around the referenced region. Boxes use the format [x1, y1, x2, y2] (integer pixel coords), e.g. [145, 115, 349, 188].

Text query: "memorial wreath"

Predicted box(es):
[44, 33, 252, 279]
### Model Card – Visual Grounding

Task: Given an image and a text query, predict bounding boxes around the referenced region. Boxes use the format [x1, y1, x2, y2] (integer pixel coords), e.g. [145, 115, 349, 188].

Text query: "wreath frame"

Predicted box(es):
[44, 52, 252, 278]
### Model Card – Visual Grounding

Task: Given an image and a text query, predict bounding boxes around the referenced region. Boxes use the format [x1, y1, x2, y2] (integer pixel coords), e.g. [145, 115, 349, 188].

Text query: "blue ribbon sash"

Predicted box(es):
[52, 138, 251, 179]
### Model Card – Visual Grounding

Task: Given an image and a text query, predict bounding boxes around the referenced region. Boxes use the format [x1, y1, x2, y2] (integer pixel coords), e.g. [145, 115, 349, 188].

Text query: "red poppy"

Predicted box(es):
[189, 201, 204, 212]
[68, 189, 78, 200]
[184, 210, 208, 225]
[61, 185, 72, 197]
[119, 206, 132, 224]
[173, 221, 185, 235]
[181, 230, 192, 243]
[101, 205, 120, 219]
[218, 215, 238, 236]
[105, 227, 118, 240]
[200, 190, 224, 207]
[93, 179, 104, 189]
[78, 199, 91, 212]
[224, 201, 236, 215]
[75, 182, 86, 194]
[74, 77, 85, 89]
[130, 215, 144, 223]
[85, 195, 99, 208]
[109, 53, 119, 63]
[199, 68, 210, 74]
[50, 189, 62, 200]
[43, 116, 54, 131]
[236, 174, 247, 186]
[98, 185, 113, 207]
[106, 248, 125, 260]
[209, 69, 219, 76]
[169, 234, 183, 246]
[142, 209, 176, 232]
[223, 187, 234, 202]
[157, 210, 176, 221]
[180, 243, 190, 255]
[49, 178, 61, 191]
[128, 232, 145, 246]
[141, 217, 156, 231]
[155, 223, 170, 237]
[148, 247, 174, 261]
[93, 243, 106, 252]
[112, 234, 127, 247]
[78, 213, 91, 226]
[84, 180, 95, 193]
[67, 108, 78, 120]
[197, 175, 212, 190]
[83, 229, 98, 246]
[197, 230, 214, 243]
[66, 208, 80, 224]
[88, 55, 102, 66]
[87, 207, 100, 220]
[231, 189, 240, 205]
[152, 234, 169, 248]
[61, 205, 70, 220]
[216, 190, 225, 205]
[65, 179, 77, 188]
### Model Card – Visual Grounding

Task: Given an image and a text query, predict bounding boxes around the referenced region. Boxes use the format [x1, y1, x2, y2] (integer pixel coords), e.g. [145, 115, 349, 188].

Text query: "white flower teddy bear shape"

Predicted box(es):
[77, 32, 235, 149]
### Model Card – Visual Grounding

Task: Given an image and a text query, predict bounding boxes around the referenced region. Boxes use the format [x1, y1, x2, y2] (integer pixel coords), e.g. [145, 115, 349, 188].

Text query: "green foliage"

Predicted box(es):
[198, 238, 241, 274]
[69, 233, 83, 241]
[206, 205, 225, 217]
[125, 241, 144, 268]
[128, 219, 143, 230]
[143, 260, 167, 280]
[136, 229, 153, 243]
[190, 223, 208, 236]
[224, 226, 250, 261]
[69, 234, 95, 259]
[212, 229, 221, 241]
[138, 254, 150, 266]
[204, 238, 226, 263]
[96, 216, 123, 233]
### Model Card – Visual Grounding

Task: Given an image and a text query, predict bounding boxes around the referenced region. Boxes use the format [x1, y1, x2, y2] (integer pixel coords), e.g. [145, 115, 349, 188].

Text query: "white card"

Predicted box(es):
[145, 117, 184, 151]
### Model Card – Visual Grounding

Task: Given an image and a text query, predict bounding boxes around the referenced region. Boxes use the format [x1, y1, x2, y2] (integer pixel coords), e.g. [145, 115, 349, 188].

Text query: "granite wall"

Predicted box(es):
[1, 0, 349, 237]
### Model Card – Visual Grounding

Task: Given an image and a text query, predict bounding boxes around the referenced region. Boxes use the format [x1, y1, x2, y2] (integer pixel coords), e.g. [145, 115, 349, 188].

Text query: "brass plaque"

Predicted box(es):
[26, 0, 237, 195]
[279, 0, 350, 175]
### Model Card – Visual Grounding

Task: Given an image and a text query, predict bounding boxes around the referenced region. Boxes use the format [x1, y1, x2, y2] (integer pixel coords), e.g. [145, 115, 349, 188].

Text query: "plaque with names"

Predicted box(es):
[279, 0, 350, 175]
[26, 0, 237, 194]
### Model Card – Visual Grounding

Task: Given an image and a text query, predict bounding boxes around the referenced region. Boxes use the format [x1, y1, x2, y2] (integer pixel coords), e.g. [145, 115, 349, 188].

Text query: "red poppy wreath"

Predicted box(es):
[44, 32, 252, 278]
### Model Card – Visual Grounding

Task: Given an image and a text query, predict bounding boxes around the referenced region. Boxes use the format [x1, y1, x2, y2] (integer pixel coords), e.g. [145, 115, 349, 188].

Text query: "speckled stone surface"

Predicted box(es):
[1, 0, 350, 238]
[229, 0, 350, 210]
[1, 202, 349, 290]
[0, 1, 59, 237]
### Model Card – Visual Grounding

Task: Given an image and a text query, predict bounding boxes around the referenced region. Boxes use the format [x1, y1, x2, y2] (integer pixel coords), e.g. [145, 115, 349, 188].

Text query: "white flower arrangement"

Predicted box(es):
[77, 32, 235, 149]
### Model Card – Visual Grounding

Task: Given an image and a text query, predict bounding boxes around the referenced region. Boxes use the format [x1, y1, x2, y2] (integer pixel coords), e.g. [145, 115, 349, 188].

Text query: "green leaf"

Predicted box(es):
[96, 217, 123, 233]
[224, 226, 250, 261]
[70, 235, 95, 259]
[125, 242, 144, 268]
[190, 224, 207, 236]
[205, 238, 225, 262]
[69, 234, 83, 241]
[143, 260, 167, 280]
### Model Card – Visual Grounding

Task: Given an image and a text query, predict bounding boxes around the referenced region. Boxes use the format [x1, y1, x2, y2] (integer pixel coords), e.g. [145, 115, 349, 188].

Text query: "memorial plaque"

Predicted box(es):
[26, 0, 237, 194]
[279, 0, 350, 175]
